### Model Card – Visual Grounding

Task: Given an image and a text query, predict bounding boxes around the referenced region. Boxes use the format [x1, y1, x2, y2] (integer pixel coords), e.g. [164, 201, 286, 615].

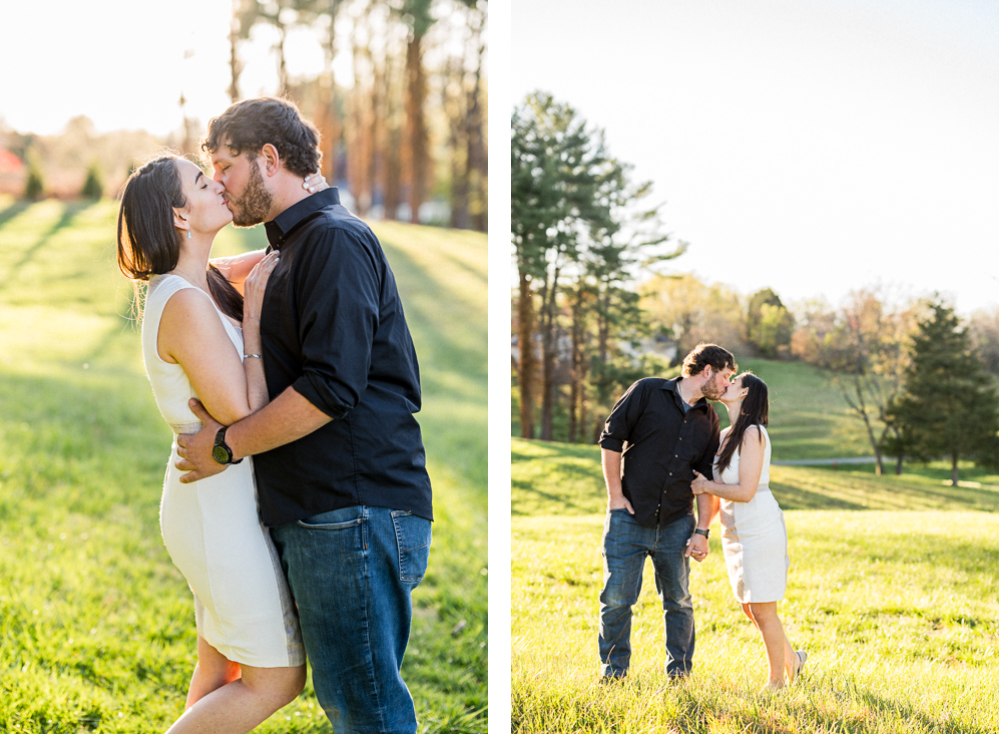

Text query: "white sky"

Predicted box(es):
[511, 0, 999, 315]
[0, 0, 478, 138]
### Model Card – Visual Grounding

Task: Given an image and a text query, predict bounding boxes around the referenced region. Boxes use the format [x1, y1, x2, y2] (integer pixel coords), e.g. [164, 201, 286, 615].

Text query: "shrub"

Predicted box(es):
[23, 152, 44, 200]
[81, 161, 104, 199]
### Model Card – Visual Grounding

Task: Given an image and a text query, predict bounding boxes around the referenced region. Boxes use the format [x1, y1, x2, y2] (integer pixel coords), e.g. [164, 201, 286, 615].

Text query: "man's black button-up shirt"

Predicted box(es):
[599, 377, 720, 528]
[254, 188, 433, 527]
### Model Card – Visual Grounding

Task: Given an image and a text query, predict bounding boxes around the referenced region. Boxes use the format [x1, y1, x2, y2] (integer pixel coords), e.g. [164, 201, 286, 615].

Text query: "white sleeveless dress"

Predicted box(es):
[715, 425, 789, 604]
[142, 274, 304, 668]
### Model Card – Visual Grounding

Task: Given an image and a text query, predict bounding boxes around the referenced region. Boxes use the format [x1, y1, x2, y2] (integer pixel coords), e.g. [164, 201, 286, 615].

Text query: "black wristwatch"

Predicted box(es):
[694, 528, 710, 539]
[212, 426, 243, 465]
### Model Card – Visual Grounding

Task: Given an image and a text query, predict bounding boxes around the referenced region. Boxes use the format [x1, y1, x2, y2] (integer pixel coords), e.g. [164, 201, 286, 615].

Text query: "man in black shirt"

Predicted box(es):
[176, 98, 431, 733]
[597, 343, 735, 679]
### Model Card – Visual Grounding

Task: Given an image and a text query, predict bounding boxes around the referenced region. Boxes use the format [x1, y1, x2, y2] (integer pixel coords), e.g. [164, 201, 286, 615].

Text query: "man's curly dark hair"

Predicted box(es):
[202, 97, 321, 177]
[681, 343, 737, 377]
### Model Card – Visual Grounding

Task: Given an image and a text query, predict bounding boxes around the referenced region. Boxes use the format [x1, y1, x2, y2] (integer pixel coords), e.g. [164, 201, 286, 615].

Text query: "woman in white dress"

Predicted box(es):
[691, 372, 806, 690]
[116, 155, 324, 732]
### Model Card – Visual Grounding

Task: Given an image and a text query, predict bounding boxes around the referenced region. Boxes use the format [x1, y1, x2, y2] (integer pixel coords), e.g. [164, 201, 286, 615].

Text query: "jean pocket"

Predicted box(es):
[296, 507, 363, 531]
[391, 510, 431, 584]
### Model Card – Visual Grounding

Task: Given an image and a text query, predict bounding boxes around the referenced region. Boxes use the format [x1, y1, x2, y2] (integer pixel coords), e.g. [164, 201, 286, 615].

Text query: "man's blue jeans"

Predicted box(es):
[270, 505, 431, 734]
[598, 509, 695, 678]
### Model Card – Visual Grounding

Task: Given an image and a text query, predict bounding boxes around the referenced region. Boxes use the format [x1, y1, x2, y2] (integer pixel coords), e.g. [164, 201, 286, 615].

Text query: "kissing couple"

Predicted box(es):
[116, 97, 433, 733]
[599, 343, 806, 691]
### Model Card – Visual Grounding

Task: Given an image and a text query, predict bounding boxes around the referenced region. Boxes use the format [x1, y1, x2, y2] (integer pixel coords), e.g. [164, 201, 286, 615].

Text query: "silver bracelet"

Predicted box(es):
[244, 353, 263, 360]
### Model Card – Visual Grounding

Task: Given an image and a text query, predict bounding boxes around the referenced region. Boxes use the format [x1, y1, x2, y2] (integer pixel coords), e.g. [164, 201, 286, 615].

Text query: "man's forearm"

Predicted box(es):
[226, 386, 332, 459]
[696, 493, 717, 530]
[601, 448, 623, 498]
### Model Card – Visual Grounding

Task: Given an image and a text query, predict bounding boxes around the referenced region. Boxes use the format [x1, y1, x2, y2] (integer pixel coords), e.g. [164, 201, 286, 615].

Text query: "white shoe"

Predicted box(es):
[790, 650, 807, 684]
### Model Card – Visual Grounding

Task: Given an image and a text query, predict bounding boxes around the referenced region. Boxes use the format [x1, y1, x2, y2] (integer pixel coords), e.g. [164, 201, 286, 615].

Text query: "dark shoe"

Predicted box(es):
[599, 672, 627, 684]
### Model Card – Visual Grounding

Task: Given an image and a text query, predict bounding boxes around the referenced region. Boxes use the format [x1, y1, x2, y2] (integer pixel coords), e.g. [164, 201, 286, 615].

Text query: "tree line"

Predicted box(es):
[4, 0, 487, 231]
[512, 92, 685, 443]
[512, 92, 998, 484]
[223, 0, 487, 229]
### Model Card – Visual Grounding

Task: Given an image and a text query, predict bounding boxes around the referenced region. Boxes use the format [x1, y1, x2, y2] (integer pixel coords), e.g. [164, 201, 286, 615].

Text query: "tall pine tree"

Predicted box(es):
[885, 301, 999, 486]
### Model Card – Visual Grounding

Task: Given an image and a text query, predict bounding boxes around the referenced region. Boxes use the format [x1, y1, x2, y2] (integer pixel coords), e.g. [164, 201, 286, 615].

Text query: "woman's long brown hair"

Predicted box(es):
[117, 155, 243, 322]
[716, 372, 769, 475]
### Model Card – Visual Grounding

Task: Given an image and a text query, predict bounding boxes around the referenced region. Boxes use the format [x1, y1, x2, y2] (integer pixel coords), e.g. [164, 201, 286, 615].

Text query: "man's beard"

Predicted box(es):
[701, 380, 726, 401]
[228, 162, 273, 227]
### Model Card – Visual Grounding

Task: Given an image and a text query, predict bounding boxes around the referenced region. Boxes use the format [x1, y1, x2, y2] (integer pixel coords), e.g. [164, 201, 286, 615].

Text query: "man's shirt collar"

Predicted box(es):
[264, 188, 341, 249]
[662, 376, 708, 411]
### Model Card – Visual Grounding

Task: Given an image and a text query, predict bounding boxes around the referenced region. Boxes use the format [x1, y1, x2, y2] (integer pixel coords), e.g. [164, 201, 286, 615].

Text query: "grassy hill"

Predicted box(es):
[513, 356, 917, 461]
[511, 432, 998, 732]
[0, 196, 486, 733]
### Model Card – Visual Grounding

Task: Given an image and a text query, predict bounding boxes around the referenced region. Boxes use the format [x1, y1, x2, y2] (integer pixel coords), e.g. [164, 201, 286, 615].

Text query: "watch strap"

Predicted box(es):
[213, 425, 243, 465]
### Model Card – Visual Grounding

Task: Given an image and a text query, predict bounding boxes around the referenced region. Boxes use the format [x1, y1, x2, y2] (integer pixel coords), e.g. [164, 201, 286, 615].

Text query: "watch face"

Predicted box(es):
[212, 445, 230, 464]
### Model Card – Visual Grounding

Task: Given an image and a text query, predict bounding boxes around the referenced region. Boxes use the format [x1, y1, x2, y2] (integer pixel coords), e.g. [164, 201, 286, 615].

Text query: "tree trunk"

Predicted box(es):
[568, 294, 583, 443]
[276, 21, 288, 95]
[539, 266, 560, 441]
[348, 31, 367, 214]
[384, 49, 401, 222]
[951, 453, 959, 487]
[228, 4, 241, 103]
[467, 33, 487, 233]
[849, 376, 883, 475]
[895, 456, 903, 475]
[447, 57, 469, 229]
[517, 271, 536, 439]
[405, 33, 427, 225]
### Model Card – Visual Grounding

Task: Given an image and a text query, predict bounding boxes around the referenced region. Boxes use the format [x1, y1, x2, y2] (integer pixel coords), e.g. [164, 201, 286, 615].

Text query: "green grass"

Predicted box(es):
[0, 197, 486, 732]
[511, 438, 999, 733]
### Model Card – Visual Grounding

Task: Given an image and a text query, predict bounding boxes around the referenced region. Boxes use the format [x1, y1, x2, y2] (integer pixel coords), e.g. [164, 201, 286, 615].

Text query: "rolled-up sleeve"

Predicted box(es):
[598, 379, 645, 452]
[291, 228, 381, 419]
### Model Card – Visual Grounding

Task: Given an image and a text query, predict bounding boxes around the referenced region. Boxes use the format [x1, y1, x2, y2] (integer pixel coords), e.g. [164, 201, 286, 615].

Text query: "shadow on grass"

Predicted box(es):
[0, 200, 99, 288]
[430, 246, 488, 287]
[772, 468, 998, 512]
[765, 480, 867, 510]
[0, 366, 166, 519]
[511, 479, 592, 516]
[0, 199, 32, 229]
[379, 238, 486, 391]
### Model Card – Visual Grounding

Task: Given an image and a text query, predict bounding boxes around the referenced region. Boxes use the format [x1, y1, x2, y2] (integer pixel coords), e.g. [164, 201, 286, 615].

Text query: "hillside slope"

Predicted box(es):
[0, 197, 487, 732]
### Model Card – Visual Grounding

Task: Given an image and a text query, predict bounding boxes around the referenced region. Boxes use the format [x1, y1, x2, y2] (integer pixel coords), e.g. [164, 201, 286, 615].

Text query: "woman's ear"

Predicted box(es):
[172, 207, 189, 234]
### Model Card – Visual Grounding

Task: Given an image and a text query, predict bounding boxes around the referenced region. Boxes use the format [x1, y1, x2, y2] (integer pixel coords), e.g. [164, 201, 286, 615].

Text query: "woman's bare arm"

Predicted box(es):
[693, 427, 766, 502]
[240, 252, 280, 411]
[210, 250, 267, 295]
[158, 289, 254, 426]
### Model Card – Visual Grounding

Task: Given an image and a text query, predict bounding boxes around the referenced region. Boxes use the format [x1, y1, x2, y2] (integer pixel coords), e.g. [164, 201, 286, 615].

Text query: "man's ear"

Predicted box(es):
[260, 143, 281, 176]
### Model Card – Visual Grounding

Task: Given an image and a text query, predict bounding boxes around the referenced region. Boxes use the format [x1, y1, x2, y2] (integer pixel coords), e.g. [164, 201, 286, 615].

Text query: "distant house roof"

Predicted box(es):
[0, 149, 24, 174]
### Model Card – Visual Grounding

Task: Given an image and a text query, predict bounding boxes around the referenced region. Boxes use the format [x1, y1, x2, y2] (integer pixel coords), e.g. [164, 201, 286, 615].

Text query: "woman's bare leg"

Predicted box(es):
[167, 654, 306, 734]
[747, 602, 793, 688]
[186, 636, 242, 708]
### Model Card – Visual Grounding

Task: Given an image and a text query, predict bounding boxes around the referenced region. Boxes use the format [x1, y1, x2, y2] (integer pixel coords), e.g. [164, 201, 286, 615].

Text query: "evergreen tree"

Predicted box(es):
[23, 149, 44, 200]
[885, 301, 999, 485]
[746, 288, 793, 357]
[511, 92, 682, 441]
[511, 93, 616, 439]
[81, 161, 104, 199]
